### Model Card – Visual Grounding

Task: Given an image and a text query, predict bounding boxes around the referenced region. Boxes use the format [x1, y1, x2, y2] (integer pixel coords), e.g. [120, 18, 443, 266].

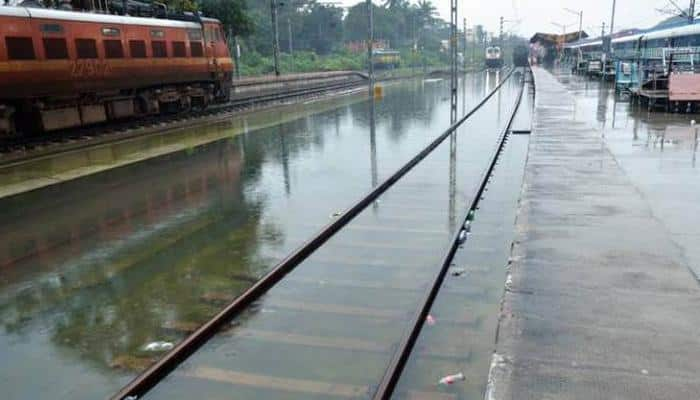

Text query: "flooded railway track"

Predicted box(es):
[0, 79, 365, 167]
[109, 67, 525, 400]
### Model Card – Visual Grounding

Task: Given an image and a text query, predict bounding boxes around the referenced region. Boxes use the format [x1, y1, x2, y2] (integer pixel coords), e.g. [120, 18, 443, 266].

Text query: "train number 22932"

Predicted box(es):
[71, 60, 112, 78]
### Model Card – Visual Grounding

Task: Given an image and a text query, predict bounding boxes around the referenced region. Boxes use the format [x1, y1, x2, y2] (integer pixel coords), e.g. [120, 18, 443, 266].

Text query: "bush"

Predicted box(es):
[236, 48, 448, 76]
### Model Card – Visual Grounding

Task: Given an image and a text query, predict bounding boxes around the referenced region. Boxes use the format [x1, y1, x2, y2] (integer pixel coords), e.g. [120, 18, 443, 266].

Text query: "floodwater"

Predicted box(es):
[554, 69, 700, 279]
[0, 71, 527, 400]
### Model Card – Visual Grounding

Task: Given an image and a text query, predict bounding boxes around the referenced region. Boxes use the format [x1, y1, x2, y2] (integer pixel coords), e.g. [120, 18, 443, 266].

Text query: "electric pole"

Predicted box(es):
[601, 22, 606, 40]
[463, 17, 467, 69]
[450, 0, 458, 123]
[367, 0, 374, 97]
[564, 8, 583, 43]
[499, 16, 504, 46]
[270, 0, 281, 76]
[607, 0, 616, 54]
[288, 17, 293, 54]
[578, 11, 583, 42]
[690, 0, 696, 24]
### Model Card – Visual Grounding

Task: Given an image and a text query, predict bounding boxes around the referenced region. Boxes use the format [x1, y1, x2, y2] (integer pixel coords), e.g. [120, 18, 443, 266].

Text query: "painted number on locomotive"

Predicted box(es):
[71, 60, 112, 78]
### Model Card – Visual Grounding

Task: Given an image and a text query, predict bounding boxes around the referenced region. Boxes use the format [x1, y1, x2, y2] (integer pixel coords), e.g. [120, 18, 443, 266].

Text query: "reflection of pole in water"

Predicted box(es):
[449, 64, 458, 231]
[449, 132, 457, 232]
[497, 73, 502, 125]
[335, 109, 341, 137]
[279, 126, 291, 196]
[485, 70, 491, 96]
[462, 73, 467, 116]
[597, 84, 610, 133]
[633, 115, 639, 141]
[611, 91, 618, 129]
[369, 98, 378, 207]
[693, 121, 698, 168]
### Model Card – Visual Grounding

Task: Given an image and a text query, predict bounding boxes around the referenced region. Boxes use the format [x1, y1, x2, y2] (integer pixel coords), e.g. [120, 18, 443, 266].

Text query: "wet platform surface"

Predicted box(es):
[0, 71, 527, 400]
[489, 67, 700, 399]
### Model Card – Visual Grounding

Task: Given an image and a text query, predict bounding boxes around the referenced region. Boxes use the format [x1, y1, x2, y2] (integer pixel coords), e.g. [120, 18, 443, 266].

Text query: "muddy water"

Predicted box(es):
[0, 71, 525, 400]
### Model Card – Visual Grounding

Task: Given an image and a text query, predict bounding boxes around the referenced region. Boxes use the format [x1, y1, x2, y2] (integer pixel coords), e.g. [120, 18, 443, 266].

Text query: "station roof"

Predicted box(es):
[530, 31, 588, 45]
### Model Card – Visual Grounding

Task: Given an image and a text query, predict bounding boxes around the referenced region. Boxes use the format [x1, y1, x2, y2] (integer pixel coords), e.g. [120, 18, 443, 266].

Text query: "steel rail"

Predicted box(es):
[372, 70, 526, 400]
[110, 67, 515, 400]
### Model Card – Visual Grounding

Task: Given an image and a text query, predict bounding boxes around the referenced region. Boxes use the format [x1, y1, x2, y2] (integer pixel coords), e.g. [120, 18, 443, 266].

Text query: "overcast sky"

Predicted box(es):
[338, 0, 688, 38]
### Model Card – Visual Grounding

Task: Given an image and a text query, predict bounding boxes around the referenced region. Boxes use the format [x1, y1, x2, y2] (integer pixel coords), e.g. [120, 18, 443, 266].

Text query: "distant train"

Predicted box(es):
[0, 4, 233, 136]
[564, 22, 700, 70]
[485, 46, 503, 69]
[513, 45, 530, 67]
[373, 49, 400, 69]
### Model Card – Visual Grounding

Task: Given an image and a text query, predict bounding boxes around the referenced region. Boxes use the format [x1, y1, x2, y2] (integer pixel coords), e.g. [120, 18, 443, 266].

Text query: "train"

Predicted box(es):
[564, 22, 700, 75]
[373, 49, 401, 69]
[0, 4, 234, 136]
[485, 46, 503, 69]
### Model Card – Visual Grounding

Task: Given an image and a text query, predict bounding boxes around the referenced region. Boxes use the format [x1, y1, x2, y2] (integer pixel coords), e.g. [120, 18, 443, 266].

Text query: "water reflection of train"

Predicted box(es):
[485, 46, 503, 69]
[0, 140, 243, 274]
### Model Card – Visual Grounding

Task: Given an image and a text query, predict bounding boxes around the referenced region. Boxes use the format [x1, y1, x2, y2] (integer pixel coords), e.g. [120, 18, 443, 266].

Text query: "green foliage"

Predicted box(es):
[198, 0, 254, 37]
[162, 0, 198, 12]
[238, 50, 366, 76]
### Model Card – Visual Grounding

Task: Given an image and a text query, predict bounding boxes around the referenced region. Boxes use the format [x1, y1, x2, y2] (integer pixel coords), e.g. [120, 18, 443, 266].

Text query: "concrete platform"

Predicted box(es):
[487, 67, 700, 399]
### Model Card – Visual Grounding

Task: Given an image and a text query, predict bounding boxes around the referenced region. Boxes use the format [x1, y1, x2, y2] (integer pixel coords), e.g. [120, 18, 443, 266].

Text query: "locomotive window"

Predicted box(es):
[152, 41, 167, 57]
[102, 27, 120, 37]
[172, 41, 186, 57]
[187, 30, 202, 41]
[190, 42, 204, 57]
[75, 39, 98, 59]
[104, 40, 124, 59]
[40, 24, 64, 34]
[5, 37, 36, 60]
[129, 40, 147, 58]
[43, 38, 69, 59]
[150, 30, 165, 38]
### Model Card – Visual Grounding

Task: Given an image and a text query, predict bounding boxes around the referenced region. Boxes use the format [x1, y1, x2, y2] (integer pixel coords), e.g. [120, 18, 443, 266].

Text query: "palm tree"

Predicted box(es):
[382, 0, 408, 9]
[416, 0, 436, 26]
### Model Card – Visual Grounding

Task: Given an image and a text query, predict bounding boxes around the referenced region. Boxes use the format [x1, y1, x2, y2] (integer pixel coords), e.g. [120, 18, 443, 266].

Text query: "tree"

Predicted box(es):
[416, 0, 436, 26]
[382, 0, 407, 9]
[298, 4, 343, 54]
[162, 0, 198, 12]
[198, 0, 254, 37]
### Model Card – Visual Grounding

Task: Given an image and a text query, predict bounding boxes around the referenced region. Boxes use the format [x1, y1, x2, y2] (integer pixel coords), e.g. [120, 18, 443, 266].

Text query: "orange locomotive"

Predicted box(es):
[0, 5, 234, 135]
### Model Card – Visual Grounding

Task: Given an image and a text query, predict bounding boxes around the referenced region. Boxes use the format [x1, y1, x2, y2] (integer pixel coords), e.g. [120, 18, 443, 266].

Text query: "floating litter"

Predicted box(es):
[143, 341, 174, 352]
[439, 372, 465, 385]
[331, 212, 342, 218]
[451, 267, 467, 277]
[426, 314, 437, 326]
